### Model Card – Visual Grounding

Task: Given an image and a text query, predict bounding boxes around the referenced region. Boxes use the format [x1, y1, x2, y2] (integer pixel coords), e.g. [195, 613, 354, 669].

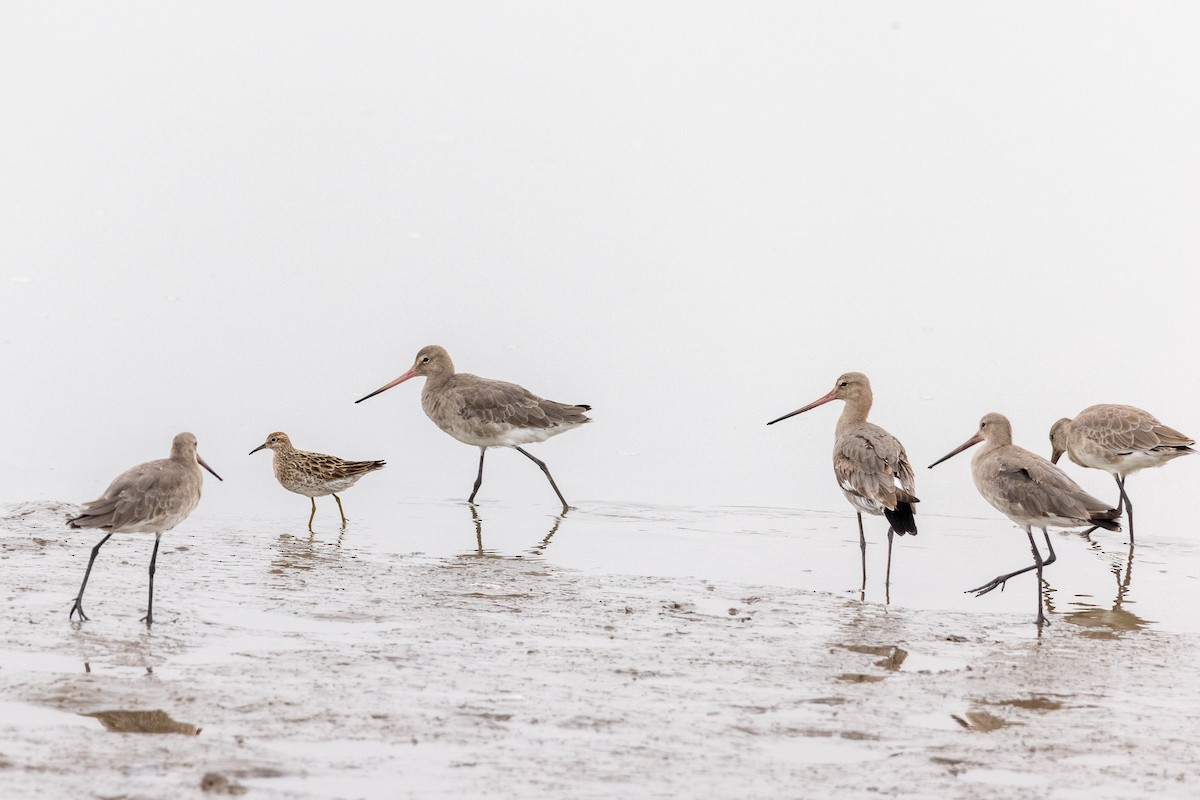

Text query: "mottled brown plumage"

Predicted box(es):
[68, 432, 222, 625]
[1050, 404, 1194, 542]
[355, 345, 590, 512]
[769, 372, 918, 592]
[249, 431, 385, 530]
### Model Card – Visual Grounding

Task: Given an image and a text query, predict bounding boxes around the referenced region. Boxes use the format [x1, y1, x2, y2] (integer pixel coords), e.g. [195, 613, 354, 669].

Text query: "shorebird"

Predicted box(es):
[929, 413, 1121, 626]
[249, 431, 385, 531]
[355, 345, 591, 513]
[68, 432, 222, 626]
[768, 372, 918, 592]
[1050, 404, 1194, 543]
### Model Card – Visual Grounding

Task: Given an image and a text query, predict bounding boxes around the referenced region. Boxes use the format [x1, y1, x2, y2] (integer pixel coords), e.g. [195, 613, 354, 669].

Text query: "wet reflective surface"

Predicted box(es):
[2, 499, 1199, 797]
[83, 709, 201, 735]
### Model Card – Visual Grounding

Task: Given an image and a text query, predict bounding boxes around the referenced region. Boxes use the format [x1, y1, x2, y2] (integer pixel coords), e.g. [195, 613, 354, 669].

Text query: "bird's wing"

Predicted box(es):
[977, 447, 1108, 520]
[295, 451, 386, 480]
[834, 423, 915, 508]
[1080, 405, 1193, 451]
[451, 376, 589, 430]
[71, 460, 197, 531]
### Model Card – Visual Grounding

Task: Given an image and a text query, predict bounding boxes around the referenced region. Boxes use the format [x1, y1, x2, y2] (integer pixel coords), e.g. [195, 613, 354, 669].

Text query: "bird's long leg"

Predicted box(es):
[514, 446, 570, 514]
[469, 448, 487, 504]
[140, 534, 162, 627]
[1027, 527, 1049, 627]
[967, 528, 1057, 598]
[333, 494, 347, 527]
[308, 498, 317, 532]
[857, 513, 867, 596]
[69, 532, 113, 622]
[1115, 475, 1134, 544]
[885, 527, 895, 589]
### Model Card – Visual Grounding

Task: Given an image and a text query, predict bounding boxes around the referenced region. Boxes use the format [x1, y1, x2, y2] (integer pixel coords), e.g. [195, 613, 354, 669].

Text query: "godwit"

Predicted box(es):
[929, 413, 1121, 626]
[355, 345, 591, 513]
[68, 432, 222, 626]
[1050, 404, 1194, 543]
[249, 432, 385, 531]
[768, 372, 918, 591]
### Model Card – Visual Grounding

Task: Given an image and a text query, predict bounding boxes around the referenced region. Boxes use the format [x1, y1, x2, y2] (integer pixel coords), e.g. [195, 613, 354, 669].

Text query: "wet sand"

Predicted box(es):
[2, 500, 1199, 799]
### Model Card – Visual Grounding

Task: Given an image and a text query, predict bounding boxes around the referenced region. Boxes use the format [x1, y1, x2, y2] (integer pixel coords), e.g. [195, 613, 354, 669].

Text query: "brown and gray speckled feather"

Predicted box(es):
[252, 432, 385, 498]
[1052, 404, 1194, 476]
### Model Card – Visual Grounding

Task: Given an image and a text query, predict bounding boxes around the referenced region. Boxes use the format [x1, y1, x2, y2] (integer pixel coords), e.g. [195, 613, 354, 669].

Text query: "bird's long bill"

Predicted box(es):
[927, 434, 983, 469]
[197, 454, 223, 481]
[248, 442, 267, 456]
[767, 391, 836, 426]
[355, 369, 418, 404]
[1050, 448, 1064, 465]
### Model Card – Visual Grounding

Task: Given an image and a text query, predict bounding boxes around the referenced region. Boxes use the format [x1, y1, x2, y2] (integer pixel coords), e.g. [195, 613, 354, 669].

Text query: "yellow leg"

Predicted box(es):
[308, 497, 317, 532]
[333, 494, 347, 526]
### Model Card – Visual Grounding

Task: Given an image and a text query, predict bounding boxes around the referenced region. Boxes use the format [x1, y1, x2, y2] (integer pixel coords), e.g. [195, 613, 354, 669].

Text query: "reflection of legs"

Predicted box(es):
[308, 498, 317, 532]
[514, 446, 570, 513]
[141, 534, 162, 626]
[333, 494, 347, 526]
[70, 532, 113, 621]
[968, 527, 1057, 597]
[469, 448, 487, 504]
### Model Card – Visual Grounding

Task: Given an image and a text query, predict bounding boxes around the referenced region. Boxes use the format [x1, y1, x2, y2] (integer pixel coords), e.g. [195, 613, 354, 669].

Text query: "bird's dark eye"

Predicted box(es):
[839, 382, 848, 388]
[421, 357, 430, 363]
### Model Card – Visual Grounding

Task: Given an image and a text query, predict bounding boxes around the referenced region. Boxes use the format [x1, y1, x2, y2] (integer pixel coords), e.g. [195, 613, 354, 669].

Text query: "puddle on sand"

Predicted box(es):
[82, 709, 202, 735]
[951, 710, 1013, 732]
[840, 643, 908, 670]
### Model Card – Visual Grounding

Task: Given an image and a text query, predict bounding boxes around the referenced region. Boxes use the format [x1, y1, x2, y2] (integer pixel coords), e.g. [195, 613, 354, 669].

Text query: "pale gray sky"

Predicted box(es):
[3, 3, 1197, 525]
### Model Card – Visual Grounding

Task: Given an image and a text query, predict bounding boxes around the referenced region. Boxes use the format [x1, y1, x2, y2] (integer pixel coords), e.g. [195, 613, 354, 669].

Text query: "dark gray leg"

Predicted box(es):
[1027, 527, 1049, 627]
[967, 527, 1058, 597]
[885, 527, 895, 588]
[857, 513, 867, 592]
[469, 448, 487, 504]
[1115, 475, 1134, 544]
[70, 532, 113, 622]
[514, 446, 570, 513]
[141, 534, 162, 627]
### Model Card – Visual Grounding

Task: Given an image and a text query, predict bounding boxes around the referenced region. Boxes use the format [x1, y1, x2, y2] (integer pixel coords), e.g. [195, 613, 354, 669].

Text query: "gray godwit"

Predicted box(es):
[355, 345, 591, 513]
[768, 372, 918, 592]
[930, 413, 1121, 626]
[1050, 404, 1194, 543]
[68, 432, 222, 626]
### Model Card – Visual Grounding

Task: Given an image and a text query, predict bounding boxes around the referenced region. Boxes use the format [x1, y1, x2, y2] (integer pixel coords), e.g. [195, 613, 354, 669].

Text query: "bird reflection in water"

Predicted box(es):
[465, 504, 566, 560]
[82, 709, 201, 735]
[1065, 542, 1148, 636]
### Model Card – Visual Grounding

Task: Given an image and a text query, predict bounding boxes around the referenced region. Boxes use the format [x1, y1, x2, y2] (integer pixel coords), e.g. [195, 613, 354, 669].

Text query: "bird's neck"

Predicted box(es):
[835, 395, 872, 435]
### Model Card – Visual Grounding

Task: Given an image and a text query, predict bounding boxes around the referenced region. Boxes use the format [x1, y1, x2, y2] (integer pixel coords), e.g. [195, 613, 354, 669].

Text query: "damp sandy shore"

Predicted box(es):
[2, 500, 1199, 799]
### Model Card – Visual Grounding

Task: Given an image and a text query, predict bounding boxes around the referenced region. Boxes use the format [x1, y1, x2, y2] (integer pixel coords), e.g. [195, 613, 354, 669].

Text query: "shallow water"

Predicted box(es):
[2, 500, 1199, 798]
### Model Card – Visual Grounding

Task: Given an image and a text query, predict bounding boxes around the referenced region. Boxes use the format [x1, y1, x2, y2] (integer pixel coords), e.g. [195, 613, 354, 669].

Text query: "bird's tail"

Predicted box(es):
[884, 496, 919, 536]
[1089, 508, 1122, 532]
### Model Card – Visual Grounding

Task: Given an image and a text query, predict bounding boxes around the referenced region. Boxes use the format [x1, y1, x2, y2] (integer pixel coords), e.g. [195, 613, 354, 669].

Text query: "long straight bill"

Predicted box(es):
[197, 454, 223, 481]
[355, 369, 418, 404]
[767, 391, 836, 426]
[927, 434, 983, 469]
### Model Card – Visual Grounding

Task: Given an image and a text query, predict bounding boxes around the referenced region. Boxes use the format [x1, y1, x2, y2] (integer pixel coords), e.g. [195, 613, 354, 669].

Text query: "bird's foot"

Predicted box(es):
[68, 600, 89, 622]
[139, 613, 154, 627]
[966, 577, 1009, 597]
